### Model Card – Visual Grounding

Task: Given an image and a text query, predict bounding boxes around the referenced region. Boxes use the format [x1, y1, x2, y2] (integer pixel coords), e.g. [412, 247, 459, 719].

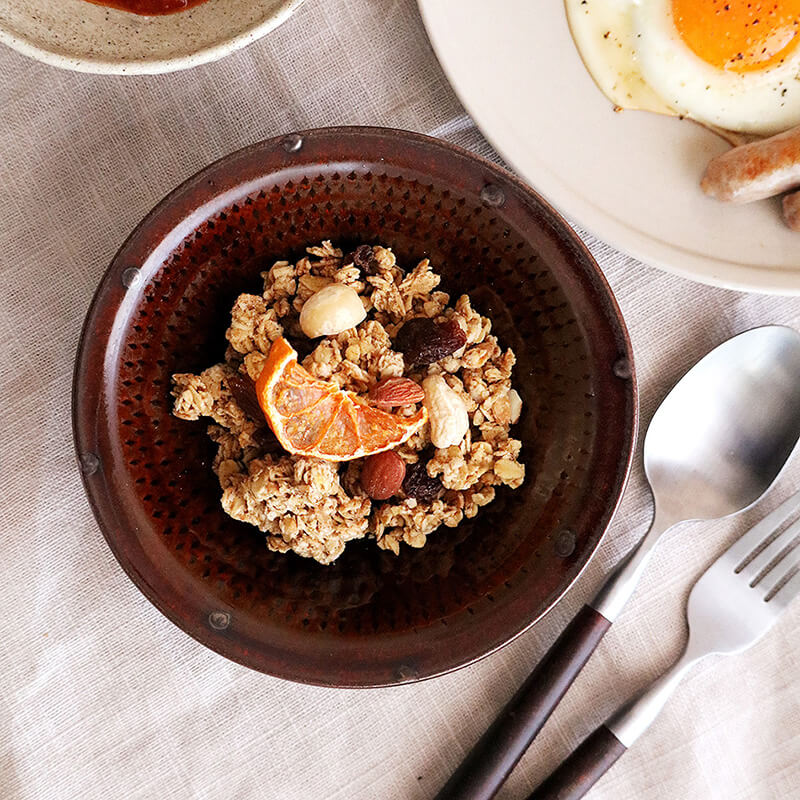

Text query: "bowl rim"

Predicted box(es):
[72, 125, 639, 686]
[0, 0, 306, 75]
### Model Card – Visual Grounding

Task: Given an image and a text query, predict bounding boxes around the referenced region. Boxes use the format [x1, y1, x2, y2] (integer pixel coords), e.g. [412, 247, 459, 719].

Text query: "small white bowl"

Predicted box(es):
[0, 0, 306, 74]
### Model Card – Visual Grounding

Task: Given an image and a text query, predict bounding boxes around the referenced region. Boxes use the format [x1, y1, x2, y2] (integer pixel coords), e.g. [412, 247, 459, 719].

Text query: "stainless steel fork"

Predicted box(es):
[528, 490, 800, 800]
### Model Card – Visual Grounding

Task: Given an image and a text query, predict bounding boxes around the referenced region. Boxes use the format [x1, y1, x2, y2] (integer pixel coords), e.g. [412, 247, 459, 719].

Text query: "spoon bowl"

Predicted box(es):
[645, 326, 800, 522]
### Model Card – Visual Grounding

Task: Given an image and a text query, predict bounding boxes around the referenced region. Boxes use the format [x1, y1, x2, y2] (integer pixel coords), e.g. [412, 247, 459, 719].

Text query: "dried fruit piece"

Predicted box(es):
[394, 317, 467, 367]
[423, 375, 470, 448]
[437, 318, 468, 351]
[226, 372, 264, 421]
[299, 283, 367, 338]
[343, 244, 381, 275]
[369, 377, 425, 408]
[360, 450, 406, 500]
[402, 459, 443, 502]
[394, 318, 435, 363]
[255, 337, 427, 461]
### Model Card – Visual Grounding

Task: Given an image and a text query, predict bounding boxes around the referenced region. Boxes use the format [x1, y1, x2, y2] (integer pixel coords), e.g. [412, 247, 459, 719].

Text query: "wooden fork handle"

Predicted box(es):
[433, 605, 611, 800]
[526, 725, 627, 800]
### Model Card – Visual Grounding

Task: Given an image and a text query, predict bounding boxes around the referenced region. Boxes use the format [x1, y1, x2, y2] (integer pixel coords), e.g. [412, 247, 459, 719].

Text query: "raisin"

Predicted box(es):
[226, 372, 264, 421]
[402, 459, 443, 502]
[437, 318, 468, 351]
[227, 373, 284, 454]
[394, 317, 467, 367]
[343, 244, 381, 275]
[395, 317, 437, 355]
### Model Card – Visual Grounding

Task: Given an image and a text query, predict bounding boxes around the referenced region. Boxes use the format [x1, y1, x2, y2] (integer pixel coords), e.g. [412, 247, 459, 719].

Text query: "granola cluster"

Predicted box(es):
[172, 242, 526, 565]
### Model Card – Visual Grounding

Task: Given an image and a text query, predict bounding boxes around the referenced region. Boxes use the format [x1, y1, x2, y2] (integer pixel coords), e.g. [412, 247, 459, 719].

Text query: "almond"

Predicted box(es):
[360, 450, 406, 500]
[369, 377, 425, 409]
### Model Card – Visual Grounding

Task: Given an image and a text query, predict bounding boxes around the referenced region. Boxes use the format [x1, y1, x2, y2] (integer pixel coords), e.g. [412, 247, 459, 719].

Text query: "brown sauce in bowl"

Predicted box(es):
[87, 0, 210, 14]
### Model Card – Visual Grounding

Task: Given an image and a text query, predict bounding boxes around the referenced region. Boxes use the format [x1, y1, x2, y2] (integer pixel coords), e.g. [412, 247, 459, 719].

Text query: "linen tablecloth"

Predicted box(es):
[1, 1, 799, 798]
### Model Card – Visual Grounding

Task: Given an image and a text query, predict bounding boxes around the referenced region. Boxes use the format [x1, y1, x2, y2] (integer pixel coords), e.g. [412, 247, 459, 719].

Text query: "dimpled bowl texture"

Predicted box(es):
[0, 0, 305, 74]
[73, 127, 637, 687]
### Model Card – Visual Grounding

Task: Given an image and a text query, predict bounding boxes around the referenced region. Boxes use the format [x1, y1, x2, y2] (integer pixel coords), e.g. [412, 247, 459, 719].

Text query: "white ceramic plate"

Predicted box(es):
[418, 0, 800, 294]
[0, 0, 305, 75]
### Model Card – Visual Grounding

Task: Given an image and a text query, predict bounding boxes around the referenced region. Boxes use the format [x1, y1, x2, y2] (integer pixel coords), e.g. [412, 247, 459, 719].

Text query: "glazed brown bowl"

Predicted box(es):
[73, 127, 637, 687]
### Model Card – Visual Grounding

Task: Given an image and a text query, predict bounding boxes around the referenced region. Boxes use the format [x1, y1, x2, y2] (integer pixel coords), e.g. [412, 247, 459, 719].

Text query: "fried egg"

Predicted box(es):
[566, 0, 800, 135]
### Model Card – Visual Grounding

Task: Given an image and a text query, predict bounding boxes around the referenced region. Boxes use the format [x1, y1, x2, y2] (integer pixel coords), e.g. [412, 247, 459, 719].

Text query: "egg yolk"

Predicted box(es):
[672, 0, 800, 72]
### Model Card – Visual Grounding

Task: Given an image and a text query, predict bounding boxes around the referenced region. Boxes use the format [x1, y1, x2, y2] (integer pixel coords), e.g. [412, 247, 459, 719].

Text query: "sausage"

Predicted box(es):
[700, 125, 800, 204]
[783, 190, 800, 232]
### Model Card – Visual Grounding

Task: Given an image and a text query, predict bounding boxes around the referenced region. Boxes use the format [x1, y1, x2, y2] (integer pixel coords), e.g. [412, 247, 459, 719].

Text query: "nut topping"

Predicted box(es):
[422, 374, 470, 448]
[360, 450, 406, 500]
[299, 283, 367, 338]
[369, 377, 425, 409]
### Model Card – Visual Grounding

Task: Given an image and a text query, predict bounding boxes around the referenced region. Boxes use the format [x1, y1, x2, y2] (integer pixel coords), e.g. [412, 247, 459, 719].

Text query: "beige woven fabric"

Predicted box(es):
[1, 1, 798, 798]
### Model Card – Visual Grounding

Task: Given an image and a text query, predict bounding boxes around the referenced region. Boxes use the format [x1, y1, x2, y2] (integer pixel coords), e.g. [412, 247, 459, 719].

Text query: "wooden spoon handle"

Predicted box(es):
[526, 725, 627, 800]
[433, 605, 611, 800]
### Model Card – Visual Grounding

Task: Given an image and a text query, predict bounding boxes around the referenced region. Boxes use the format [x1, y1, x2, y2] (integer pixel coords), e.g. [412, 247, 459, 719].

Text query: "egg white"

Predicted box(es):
[565, 0, 675, 115]
[566, 0, 800, 136]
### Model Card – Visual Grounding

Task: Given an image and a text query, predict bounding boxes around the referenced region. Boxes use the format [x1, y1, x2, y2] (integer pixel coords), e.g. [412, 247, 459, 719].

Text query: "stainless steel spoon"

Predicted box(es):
[435, 325, 800, 800]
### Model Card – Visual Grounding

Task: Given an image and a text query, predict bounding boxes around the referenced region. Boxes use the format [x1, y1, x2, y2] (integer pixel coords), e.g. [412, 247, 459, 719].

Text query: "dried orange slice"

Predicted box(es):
[255, 337, 427, 461]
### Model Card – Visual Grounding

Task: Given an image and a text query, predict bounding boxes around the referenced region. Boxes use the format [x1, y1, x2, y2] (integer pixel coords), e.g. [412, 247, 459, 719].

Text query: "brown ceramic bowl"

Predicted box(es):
[73, 127, 637, 687]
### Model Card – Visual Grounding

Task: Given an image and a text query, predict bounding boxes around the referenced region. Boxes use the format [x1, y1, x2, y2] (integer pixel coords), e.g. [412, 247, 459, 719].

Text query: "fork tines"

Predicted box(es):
[732, 491, 800, 608]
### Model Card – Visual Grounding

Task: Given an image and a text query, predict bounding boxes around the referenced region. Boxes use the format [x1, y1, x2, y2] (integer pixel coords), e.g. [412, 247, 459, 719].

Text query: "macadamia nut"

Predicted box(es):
[299, 283, 367, 338]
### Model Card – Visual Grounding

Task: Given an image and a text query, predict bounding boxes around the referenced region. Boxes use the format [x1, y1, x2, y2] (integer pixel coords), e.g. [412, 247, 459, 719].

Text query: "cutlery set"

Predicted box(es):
[438, 326, 800, 799]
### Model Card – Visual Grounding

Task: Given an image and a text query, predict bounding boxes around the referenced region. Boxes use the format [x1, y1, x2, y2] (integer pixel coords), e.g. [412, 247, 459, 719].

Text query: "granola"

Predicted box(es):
[172, 242, 526, 565]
